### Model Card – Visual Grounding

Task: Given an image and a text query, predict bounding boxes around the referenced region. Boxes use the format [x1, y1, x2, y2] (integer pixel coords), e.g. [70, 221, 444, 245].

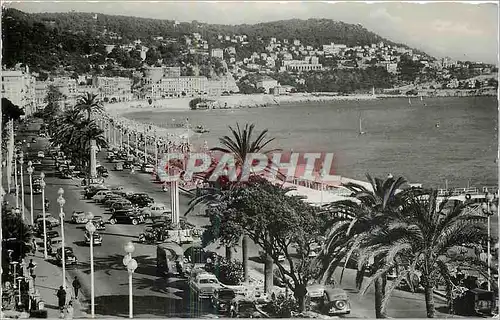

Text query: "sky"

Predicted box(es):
[5, 1, 499, 64]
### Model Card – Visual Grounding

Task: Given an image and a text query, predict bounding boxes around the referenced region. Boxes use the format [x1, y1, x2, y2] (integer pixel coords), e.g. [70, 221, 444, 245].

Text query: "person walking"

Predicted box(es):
[72, 277, 81, 299]
[27, 259, 37, 285]
[31, 239, 38, 256]
[56, 286, 66, 313]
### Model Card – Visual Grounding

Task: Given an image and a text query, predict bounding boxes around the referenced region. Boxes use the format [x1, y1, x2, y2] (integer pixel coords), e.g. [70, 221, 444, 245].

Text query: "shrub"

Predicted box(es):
[265, 293, 298, 318]
[208, 258, 244, 285]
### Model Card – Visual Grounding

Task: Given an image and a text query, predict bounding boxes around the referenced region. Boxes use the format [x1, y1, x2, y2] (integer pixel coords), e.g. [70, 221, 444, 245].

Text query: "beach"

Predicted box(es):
[104, 93, 379, 116]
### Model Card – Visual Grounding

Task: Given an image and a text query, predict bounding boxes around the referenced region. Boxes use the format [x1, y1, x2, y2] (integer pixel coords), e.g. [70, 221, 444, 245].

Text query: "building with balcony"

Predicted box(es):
[283, 57, 322, 72]
[211, 48, 224, 59]
[2, 68, 36, 114]
[92, 76, 133, 102]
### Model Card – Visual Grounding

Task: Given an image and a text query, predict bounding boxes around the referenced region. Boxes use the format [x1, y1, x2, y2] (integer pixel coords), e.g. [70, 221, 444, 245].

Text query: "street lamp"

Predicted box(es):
[86, 215, 96, 318]
[123, 241, 137, 319]
[14, 152, 19, 208]
[40, 172, 48, 259]
[319, 168, 326, 207]
[27, 161, 34, 225]
[19, 151, 25, 220]
[57, 188, 66, 289]
[482, 192, 497, 291]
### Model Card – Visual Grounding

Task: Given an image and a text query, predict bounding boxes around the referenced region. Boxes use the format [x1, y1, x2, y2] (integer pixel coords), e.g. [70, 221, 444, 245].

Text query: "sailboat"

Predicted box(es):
[359, 113, 366, 135]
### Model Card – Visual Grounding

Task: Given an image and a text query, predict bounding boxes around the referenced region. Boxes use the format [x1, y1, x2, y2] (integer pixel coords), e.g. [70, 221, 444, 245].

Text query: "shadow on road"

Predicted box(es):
[78, 254, 157, 277]
[89, 295, 184, 317]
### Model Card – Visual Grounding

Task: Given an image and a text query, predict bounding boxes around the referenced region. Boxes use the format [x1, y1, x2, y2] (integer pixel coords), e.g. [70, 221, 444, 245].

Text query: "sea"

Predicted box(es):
[123, 96, 498, 189]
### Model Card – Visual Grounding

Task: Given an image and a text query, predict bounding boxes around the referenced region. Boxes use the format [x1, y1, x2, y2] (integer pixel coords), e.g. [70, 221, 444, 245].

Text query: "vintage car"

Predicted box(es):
[91, 216, 106, 230]
[47, 237, 64, 256]
[92, 190, 113, 202]
[71, 211, 88, 224]
[110, 202, 136, 214]
[108, 211, 145, 225]
[188, 271, 223, 299]
[56, 247, 78, 266]
[319, 288, 351, 316]
[307, 284, 327, 300]
[35, 214, 60, 227]
[84, 231, 103, 246]
[141, 164, 155, 173]
[114, 162, 124, 171]
[37, 151, 45, 158]
[123, 161, 133, 169]
[32, 183, 42, 195]
[141, 203, 171, 219]
[97, 166, 109, 177]
[127, 193, 154, 208]
[229, 298, 266, 318]
[453, 288, 495, 316]
[47, 230, 60, 241]
[211, 288, 237, 314]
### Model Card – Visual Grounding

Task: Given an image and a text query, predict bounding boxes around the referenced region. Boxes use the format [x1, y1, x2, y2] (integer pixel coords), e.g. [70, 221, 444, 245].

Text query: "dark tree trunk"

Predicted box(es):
[242, 234, 249, 282]
[264, 253, 273, 293]
[374, 277, 386, 318]
[294, 283, 308, 313]
[422, 275, 436, 318]
[225, 246, 232, 260]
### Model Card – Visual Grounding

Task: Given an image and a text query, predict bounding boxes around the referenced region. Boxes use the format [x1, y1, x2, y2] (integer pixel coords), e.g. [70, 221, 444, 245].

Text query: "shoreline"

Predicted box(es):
[105, 91, 497, 117]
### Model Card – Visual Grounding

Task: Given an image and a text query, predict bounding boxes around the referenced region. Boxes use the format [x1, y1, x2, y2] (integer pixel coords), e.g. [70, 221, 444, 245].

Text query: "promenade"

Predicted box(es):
[0, 117, 476, 318]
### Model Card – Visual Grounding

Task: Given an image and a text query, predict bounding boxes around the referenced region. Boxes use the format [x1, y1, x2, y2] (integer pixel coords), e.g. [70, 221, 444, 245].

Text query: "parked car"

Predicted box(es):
[31, 138, 37, 143]
[70, 211, 88, 224]
[92, 190, 113, 202]
[37, 151, 44, 158]
[319, 288, 351, 316]
[97, 166, 109, 177]
[84, 231, 103, 246]
[47, 230, 60, 241]
[47, 237, 63, 256]
[114, 162, 124, 171]
[229, 298, 265, 318]
[35, 214, 60, 227]
[189, 271, 222, 299]
[141, 164, 154, 173]
[91, 216, 106, 230]
[123, 161, 132, 169]
[102, 194, 124, 205]
[141, 203, 171, 219]
[32, 183, 42, 194]
[127, 193, 154, 208]
[108, 211, 145, 225]
[110, 202, 136, 213]
[211, 288, 237, 314]
[56, 247, 78, 266]
[60, 169, 73, 179]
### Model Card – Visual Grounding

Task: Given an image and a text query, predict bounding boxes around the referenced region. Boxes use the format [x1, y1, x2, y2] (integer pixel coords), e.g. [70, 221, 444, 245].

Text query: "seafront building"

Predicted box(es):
[92, 76, 133, 102]
[1, 66, 36, 114]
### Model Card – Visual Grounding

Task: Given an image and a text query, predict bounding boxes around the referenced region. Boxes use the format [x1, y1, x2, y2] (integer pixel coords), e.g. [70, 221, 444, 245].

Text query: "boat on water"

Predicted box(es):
[194, 125, 210, 134]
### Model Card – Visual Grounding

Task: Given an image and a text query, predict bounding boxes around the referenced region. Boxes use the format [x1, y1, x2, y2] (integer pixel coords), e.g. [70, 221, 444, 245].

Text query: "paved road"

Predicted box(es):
[14, 119, 459, 318]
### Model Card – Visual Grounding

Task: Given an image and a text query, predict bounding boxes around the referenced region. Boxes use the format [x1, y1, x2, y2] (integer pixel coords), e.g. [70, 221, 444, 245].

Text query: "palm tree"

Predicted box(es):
[75, 92, 104, 121]
[317, 174, 407, 318]
[187, 123, 279, 282]
[2, 212, 33, 265]
[357, 189, 490, 318]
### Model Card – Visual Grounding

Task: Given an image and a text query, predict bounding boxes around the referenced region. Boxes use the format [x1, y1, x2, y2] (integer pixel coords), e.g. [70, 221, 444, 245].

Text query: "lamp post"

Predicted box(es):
[86, 215, 96, 318]
[57, 188, 66, 289]
[14, 152, 19, 208]
[40, 172, 48, 259]
[19, 151, 25, 220]
[11, 261, 19, 289]
[482, 192, 497, 291]
[319, 168, 326, 207]
[27, 161, 34, 225]
[123, 242, 138, 319]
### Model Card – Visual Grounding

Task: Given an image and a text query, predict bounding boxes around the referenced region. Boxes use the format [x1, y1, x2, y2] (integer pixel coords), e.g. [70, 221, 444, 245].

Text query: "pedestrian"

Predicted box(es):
[56, 286, 66, 312]
[72, 277, 81, 299]
[31, 239, 38, 256]
[27, 259, 37, 278]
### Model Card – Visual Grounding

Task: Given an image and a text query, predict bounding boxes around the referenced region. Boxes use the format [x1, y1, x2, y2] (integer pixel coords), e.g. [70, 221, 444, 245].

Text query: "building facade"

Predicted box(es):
[2, 68, 36, 114]
[92, 76, 133, 102]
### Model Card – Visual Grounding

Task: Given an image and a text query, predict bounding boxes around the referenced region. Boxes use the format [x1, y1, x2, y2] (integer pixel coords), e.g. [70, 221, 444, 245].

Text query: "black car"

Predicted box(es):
[110, 202, 136, 213]
[32, 183, 42, 195]
[229, 299, 264, 318]
[127, 194, 154, 207]
[56, 247, 78, 266]
[211, 288, 237, 314]
[85, 186, 108, 199]
[108, 211, 145, 225]
[47, 230, 60, 240]
[97, 166, 109, 177]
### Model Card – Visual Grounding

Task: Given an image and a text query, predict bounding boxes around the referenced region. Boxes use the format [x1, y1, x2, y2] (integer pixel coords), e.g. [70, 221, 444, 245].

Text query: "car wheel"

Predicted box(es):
[109, 219, 117, 225]
[132, 219, 138, 225]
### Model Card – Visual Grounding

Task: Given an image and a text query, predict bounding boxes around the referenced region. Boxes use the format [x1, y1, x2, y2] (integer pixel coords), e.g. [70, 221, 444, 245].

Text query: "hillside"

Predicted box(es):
[2, 8, 429, 75]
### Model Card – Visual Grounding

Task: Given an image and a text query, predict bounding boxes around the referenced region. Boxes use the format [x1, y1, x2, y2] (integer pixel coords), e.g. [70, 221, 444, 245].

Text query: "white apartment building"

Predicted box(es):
[211, 48, 224, 59]
[35, 77, 77, 109]
[283, 58, 322, 72]
[93, 76, 132, 102]
[2, 68, 36, 113]
[256, 77, 279, 94]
